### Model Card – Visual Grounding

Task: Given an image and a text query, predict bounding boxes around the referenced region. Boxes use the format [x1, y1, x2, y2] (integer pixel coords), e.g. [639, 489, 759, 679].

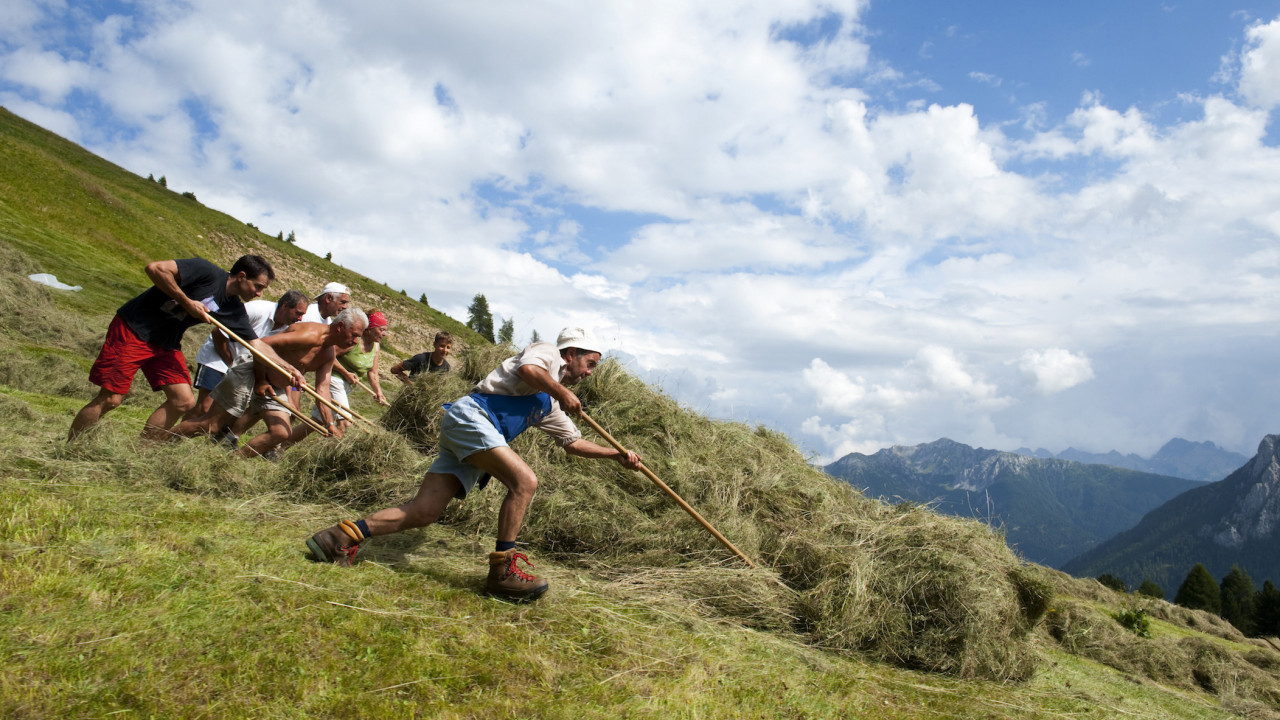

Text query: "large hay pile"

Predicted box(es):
[381, 354, 1050, 680]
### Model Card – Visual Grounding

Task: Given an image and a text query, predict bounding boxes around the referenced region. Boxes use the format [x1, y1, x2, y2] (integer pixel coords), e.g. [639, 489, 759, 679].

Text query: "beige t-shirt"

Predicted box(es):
[472, 342, 582, 446]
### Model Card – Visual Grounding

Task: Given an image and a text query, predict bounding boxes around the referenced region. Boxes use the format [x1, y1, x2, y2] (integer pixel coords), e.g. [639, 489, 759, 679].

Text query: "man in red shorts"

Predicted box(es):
[68, 255, 305, 441]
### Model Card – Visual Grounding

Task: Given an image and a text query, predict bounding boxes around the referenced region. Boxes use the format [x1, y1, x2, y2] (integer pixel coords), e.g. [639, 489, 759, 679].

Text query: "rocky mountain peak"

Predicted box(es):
[1198, 434, 1280, 549]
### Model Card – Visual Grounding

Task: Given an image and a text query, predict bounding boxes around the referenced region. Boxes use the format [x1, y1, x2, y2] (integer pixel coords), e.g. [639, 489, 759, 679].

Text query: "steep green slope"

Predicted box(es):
[0, 106, 480, 360]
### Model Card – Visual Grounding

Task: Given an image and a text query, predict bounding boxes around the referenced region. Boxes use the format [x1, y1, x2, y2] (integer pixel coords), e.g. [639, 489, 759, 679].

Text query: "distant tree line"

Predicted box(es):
[1099, 564, 1280, 637]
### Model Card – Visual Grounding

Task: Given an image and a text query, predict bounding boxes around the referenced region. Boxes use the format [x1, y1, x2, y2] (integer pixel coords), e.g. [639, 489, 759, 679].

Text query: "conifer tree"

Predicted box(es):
[1220, 565, 1258, 635]
[419, 293, 429, 305]
[1136, 579, 1164, 599]
[467, 293, 495, 343]
[1255, 581, 1280, 637]
[1174, 563, 1221, 614]
[499, 316, 515, 344]
[1097, 574, 1127, 593]
[530, 329, 541, 344]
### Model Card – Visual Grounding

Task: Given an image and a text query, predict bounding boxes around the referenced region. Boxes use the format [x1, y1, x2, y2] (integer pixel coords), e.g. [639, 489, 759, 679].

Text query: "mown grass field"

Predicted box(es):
[0, 392, 1254, 719]
[4, 104, 1280, 719]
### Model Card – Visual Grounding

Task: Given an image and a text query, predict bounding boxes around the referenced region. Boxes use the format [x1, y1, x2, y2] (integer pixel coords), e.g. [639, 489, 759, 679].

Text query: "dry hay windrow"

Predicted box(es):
[1042, 596, 1280, 709]
[282, 425, 427, 509]
[383, 355, 1050, 680]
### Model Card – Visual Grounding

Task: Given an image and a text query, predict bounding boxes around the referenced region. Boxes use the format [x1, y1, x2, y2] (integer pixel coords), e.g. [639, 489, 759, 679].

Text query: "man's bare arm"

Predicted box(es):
[564, 438, 642, 469]
[312, 349, 337, 427]
[145, 260, 209, 322]
[389, 361, 411, 385]
[516, 364, 581, 416]
[212, 330, 234, 365]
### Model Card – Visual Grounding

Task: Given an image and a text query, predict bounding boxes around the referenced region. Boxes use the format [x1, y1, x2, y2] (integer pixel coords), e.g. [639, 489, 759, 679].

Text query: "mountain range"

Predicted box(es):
[825, 438, 1203, 568]
[1014, 438, 1246, 483]
[1062, 434, 1280, 596]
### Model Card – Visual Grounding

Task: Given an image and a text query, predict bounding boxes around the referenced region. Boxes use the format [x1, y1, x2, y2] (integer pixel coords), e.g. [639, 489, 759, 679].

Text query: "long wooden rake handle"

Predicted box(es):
[578, 411, 756, 568]
[274, 392, 330, 437]
[207, 317, 377, 429]
[347, 375, 390, 406]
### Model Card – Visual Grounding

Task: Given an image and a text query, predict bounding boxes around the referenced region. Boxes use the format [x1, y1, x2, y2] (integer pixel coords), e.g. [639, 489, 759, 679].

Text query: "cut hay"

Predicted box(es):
[603, 565, 798, 632]
[1042, 596, 1280, 708]
[380, 344, 508, 453]
[385, 357, 1051, 680]
[283, 426, 426, 509]
[151, 437, 281, 497]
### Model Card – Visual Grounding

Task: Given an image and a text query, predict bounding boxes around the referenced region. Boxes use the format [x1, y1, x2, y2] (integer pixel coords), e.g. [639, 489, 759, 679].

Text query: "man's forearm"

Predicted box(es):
[145, 260, 205, 320]
[565, 439, 623, 460]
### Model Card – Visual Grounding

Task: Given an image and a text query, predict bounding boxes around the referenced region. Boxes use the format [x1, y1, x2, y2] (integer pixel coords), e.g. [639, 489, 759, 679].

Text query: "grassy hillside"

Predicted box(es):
[5, 107, 1280, 718]
[0, 106, 481, 364]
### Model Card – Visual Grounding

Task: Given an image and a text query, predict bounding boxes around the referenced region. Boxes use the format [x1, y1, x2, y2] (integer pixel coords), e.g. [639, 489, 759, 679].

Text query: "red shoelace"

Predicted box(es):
[507, 552, 537, 581]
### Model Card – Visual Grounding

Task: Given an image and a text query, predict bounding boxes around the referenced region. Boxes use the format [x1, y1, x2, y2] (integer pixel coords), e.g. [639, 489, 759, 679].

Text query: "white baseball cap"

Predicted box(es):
[556, 327, 606, 355]
[319, 282, 350, 296]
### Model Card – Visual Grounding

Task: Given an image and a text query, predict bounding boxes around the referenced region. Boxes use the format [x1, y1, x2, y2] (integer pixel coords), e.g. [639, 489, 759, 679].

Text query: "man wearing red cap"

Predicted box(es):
[305, 327, 641, 601]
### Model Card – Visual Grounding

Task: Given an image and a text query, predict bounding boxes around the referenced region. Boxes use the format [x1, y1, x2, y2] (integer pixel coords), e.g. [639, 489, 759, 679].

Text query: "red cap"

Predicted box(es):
[368, 311, 388, 328]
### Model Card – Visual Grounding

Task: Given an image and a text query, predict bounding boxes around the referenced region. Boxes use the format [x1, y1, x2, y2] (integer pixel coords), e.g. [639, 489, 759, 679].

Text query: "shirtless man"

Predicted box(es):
[174, 308, 367, 458]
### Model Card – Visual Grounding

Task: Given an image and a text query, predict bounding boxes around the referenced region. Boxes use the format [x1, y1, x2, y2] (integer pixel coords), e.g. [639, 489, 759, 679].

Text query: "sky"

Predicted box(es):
[4, 0, 1280, 462]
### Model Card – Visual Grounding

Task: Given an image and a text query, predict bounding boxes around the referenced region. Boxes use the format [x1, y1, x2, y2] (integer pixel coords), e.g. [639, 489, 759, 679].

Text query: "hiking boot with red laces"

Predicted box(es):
[485, 549, 549, 601]
[306, 523, 362, 567]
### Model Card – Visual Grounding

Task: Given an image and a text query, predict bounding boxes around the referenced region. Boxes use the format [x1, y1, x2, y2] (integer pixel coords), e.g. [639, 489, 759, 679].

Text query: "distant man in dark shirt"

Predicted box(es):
[390, 331, 453, 384]
[69, 255, 304, 441]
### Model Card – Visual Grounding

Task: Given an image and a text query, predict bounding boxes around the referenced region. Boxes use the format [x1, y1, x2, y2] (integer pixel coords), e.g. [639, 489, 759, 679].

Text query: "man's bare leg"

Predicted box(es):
[68, 389, 125, 441]
[142, 383, 196, 441]
[363, 472, 464, 535]
[182, 389, 215, 422]
[463, 446, 539, 543]
[172, 405, 236, 439]
[239, 411, 293, 459]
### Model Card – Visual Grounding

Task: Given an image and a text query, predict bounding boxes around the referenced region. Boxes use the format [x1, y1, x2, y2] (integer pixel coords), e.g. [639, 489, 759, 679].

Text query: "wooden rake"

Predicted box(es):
[207, 316, 378, 430]
[578, 410, 756, 568]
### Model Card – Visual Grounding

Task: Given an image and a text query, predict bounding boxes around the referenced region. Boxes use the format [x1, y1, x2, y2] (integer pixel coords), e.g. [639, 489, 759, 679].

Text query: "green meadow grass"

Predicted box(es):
[0, 397, 1246, 719]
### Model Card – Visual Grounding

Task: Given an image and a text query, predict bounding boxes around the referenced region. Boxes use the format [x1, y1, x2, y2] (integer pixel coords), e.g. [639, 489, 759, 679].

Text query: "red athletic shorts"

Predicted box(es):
[88, 315, 192, 395]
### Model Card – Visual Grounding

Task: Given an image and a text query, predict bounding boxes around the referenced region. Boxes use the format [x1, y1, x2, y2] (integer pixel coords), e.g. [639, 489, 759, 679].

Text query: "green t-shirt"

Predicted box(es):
[339, 341, 378, 375]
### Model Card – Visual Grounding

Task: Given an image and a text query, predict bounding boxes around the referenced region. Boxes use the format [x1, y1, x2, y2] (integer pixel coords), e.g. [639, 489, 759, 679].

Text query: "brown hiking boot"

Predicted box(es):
[485, 549, 549, 601]
[306, 524, 361, 566]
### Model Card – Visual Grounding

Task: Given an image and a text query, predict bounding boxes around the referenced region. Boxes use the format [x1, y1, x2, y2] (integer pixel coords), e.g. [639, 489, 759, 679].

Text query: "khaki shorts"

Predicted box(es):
[210, 358, 289, 418]
[310, 374, 351, 423]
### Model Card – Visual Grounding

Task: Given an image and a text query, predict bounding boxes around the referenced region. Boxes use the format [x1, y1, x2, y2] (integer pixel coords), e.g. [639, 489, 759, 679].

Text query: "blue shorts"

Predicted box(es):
[428, 395, 507, 498]
[194, 364, 226, 391]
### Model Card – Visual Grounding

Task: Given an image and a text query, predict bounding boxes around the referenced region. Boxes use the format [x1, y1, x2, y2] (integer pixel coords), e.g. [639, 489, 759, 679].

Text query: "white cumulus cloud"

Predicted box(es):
[1018, 349, 1095, 395]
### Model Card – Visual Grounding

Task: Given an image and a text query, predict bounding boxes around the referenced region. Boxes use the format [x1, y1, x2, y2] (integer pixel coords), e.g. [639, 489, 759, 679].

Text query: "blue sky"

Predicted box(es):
[4, 0, 1280, 461]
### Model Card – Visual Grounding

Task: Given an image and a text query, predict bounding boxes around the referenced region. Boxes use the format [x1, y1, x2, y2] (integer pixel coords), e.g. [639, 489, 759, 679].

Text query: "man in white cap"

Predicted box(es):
[297, 282, 355, 436]
[301, 282, 350, 325]
[304, 327, 641, 601]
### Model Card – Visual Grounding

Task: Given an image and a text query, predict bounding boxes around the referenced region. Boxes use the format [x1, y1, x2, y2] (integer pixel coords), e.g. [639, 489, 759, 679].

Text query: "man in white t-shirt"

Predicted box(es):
[185, 289, 310, 420]
[300, 281, 350, 325]
[305, 327, 642, 601]
[298, 282, 355, 435]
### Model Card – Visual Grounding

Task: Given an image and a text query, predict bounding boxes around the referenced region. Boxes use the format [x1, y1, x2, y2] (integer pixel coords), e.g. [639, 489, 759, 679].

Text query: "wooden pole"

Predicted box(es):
[273, 392, 330, 437]
[206, 317, 377, 429]
[347, 375, 389, 406]
[578, 411, 756, 568]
